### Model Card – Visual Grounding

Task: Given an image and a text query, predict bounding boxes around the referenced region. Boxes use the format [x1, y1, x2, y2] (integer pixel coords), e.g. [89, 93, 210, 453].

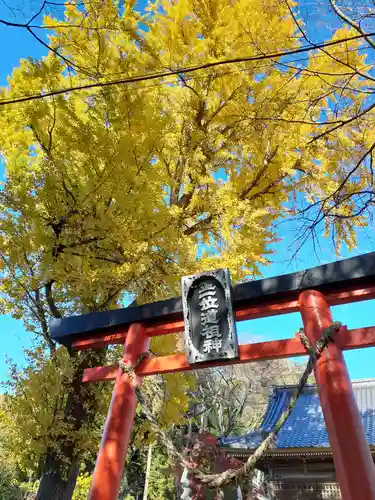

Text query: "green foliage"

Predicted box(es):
[0, 393, 38, 499]
[0, 461, 24, 500]
[0, 450, 38, 499]
[0, 347, 112, 476]
[72, 474, 92, 500]
[119, 446, 147, 499]
[19, 480, 40, 499]
[148, 447, 175, 500]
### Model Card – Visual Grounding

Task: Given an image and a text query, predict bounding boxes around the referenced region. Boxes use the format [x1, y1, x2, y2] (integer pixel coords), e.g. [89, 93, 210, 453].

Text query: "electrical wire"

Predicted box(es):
[0, 30, 375, 107]
[2, 45, 374, 111]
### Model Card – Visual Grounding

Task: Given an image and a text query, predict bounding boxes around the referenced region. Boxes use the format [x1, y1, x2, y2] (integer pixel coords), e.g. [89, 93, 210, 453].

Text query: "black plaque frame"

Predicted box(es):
[181, 269, 239, 364]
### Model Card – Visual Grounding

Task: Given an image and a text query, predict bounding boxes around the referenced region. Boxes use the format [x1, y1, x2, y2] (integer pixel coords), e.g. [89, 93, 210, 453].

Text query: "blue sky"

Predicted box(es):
[0, 1, 374, 382]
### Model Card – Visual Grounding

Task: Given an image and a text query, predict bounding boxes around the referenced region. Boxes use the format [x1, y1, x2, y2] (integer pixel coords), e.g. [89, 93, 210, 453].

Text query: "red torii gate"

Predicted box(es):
[51, 253, 375, 500]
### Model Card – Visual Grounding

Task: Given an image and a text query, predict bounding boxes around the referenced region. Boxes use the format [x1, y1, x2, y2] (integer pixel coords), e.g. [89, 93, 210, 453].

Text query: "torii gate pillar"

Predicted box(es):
[88, 323, 150, 500]
[299, 290, 375, 500]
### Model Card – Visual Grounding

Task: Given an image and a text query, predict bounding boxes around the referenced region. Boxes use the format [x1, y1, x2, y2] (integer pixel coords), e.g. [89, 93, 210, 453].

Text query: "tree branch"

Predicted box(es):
[240, 146, 279, 200]
[0, 9, 96, 77]
[285, 0, 375, 145]
[35, 287, 56, 355]
[308, 99, 375, 144]
[27, 0, 46, 26]
[330, 0, 375, 51]
[183, 215, 213, 236]
[44, 280, 63, 319]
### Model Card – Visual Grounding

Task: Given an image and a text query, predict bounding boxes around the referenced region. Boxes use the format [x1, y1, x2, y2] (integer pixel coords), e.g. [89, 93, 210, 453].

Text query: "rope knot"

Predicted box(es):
[118, 351, 151, 386]
[299, 321, 341, 359]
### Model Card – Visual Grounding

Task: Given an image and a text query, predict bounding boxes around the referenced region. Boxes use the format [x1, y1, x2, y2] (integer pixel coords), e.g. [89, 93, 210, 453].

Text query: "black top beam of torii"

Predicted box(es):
[50, 252, 375, 346]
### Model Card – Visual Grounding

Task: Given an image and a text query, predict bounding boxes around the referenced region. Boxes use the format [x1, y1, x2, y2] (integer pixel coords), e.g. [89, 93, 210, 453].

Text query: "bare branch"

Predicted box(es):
[0, 9, 96, 77]
[330, 0, 375, 51]
[308, 99, 375, 144]
[27, 0, 46, 26]
[330, 140, 375, 203]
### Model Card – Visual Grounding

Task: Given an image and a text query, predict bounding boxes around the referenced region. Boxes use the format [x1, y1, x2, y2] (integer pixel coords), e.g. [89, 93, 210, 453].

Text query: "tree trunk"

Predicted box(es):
[35, 350, 105, 500]
[36, 449, 80, 500]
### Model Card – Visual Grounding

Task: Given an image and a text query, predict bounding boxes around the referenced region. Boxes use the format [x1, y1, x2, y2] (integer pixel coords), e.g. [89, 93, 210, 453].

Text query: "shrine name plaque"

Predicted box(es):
[181, 269, 239, 364]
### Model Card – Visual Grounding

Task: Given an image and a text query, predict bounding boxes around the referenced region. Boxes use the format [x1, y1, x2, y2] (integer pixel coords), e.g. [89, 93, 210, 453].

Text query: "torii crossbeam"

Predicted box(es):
[51, 252, 375, 500]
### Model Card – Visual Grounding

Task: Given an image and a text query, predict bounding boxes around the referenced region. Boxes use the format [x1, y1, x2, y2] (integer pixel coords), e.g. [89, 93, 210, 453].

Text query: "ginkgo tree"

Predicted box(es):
[0, 0, 373, 499]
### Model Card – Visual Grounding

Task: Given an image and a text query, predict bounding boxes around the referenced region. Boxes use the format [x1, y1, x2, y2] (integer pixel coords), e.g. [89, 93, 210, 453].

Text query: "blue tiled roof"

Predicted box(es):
[219, 379, 375, 450]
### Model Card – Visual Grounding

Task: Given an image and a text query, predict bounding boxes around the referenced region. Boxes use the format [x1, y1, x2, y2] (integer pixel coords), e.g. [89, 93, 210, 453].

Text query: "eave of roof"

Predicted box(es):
[219, 379, 375, 451]
[225, 446, 375, 460]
